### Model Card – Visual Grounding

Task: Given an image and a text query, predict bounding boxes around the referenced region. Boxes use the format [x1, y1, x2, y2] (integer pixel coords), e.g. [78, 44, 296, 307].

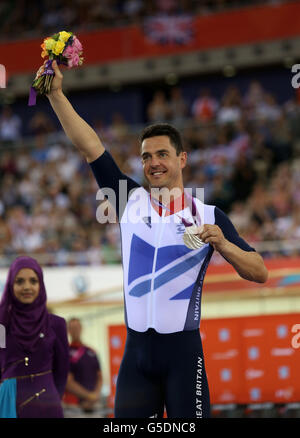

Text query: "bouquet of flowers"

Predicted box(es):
[28, 31, 83, 106]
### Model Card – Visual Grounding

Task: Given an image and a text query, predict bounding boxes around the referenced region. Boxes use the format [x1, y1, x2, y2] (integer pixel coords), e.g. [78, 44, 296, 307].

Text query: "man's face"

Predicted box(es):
[68, 320, 82, 341]
[141, 135, 187, 191]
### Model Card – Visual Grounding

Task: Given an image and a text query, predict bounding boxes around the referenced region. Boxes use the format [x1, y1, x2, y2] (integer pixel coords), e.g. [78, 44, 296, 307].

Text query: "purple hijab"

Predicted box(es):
[0, 256, 50, 353]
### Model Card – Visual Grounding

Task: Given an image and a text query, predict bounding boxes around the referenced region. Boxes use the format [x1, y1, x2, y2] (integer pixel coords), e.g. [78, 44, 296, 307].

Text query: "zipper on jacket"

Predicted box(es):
[148, 211, 166, 328]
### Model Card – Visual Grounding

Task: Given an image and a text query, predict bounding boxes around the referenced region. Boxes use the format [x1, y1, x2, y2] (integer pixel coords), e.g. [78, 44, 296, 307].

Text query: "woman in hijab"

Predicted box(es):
[0, 256, 69, 418]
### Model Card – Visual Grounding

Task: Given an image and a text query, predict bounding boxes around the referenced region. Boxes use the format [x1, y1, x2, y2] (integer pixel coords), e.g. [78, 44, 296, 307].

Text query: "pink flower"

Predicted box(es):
[72, 37, 82, 53]
[62, 36, 83, 68]
[63, 45, 74, 58]
[68, 53, 80, 68]
[62, 45, 79, 67]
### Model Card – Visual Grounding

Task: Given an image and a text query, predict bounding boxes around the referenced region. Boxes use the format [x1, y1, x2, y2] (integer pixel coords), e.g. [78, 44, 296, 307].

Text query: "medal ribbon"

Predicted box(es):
[150, 191, 201, 227]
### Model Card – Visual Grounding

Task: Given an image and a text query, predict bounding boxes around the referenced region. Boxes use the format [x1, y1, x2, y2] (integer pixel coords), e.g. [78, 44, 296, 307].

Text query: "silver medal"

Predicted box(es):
[183, 225, 205, 249]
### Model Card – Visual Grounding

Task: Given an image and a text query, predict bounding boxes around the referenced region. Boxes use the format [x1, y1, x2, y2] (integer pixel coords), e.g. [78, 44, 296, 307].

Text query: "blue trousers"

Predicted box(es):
[114, 328, 210, 418]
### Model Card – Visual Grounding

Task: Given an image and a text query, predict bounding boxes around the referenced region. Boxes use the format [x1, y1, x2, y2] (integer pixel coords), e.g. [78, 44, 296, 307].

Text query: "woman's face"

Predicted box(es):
[13, 268, 40, 304]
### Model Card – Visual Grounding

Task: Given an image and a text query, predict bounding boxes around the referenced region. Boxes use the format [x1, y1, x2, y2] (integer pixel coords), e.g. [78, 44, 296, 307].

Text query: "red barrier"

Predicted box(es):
[204, 256, 300, 294]
[108, 325, 127, 416]
[1, 2, 300, 75]
[108, 313, 300, 415]
[201, 314, 300, 404]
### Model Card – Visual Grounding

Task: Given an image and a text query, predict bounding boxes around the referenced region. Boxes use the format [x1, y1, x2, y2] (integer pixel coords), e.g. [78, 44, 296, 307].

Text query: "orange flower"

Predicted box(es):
[40, 42, 48, 58]
[40, 37, 51, 58]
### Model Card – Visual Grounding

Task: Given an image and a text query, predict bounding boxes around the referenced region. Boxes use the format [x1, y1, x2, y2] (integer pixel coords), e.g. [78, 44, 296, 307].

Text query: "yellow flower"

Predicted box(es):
[59, 31, 72, 43]
[53, 40, 65, 56]
[45, 38, 56, 52]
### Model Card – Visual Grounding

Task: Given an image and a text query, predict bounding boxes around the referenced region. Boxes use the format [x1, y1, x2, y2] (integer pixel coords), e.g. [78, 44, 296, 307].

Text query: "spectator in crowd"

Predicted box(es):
[243, 80, 265, 117]
[287, 205, 300, 240]
[0, 106, 22, 144]
[228, 201, 251, 237]
[108, 112, 130, 143]
[268, 113, 293, 164]
[230, 153, 257, 202]
[0, 213, 11, 255]
[147, 90, 171, 123]
[217, 86, 242, 125]
[64, 318, 103, 415]
[192, 88, 218, 123]
[169, 87, 188, 127]
[0, 151, 17, 180]
[255, 93, 282, 122]
[28, 111, 55, 137]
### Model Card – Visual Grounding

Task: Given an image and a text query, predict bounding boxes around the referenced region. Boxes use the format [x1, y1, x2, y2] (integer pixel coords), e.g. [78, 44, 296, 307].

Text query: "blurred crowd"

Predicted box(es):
[0, 0, 290, 41]
[0, 79, 300, 266]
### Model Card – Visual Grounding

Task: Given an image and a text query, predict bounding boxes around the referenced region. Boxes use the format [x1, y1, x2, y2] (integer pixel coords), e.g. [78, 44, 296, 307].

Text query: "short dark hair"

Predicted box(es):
[140, 123, 184, 155]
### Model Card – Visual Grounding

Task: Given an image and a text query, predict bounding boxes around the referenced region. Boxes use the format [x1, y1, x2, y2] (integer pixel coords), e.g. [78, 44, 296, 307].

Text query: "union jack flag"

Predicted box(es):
[143, 15, 195, 45]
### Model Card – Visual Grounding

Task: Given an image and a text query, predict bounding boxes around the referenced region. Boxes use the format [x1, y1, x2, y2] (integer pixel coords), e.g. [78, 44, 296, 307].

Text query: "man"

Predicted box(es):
[45, 61, 268, 418]
[64, 318, 102, 414]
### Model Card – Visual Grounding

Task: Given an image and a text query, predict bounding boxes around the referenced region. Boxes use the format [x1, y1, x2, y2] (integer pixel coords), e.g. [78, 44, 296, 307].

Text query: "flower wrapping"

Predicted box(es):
[28, 31, 83, 106]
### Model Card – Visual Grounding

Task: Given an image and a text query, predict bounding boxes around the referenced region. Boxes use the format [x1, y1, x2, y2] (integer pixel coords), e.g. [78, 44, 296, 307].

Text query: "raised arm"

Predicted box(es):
[46, 60, 104, 163]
